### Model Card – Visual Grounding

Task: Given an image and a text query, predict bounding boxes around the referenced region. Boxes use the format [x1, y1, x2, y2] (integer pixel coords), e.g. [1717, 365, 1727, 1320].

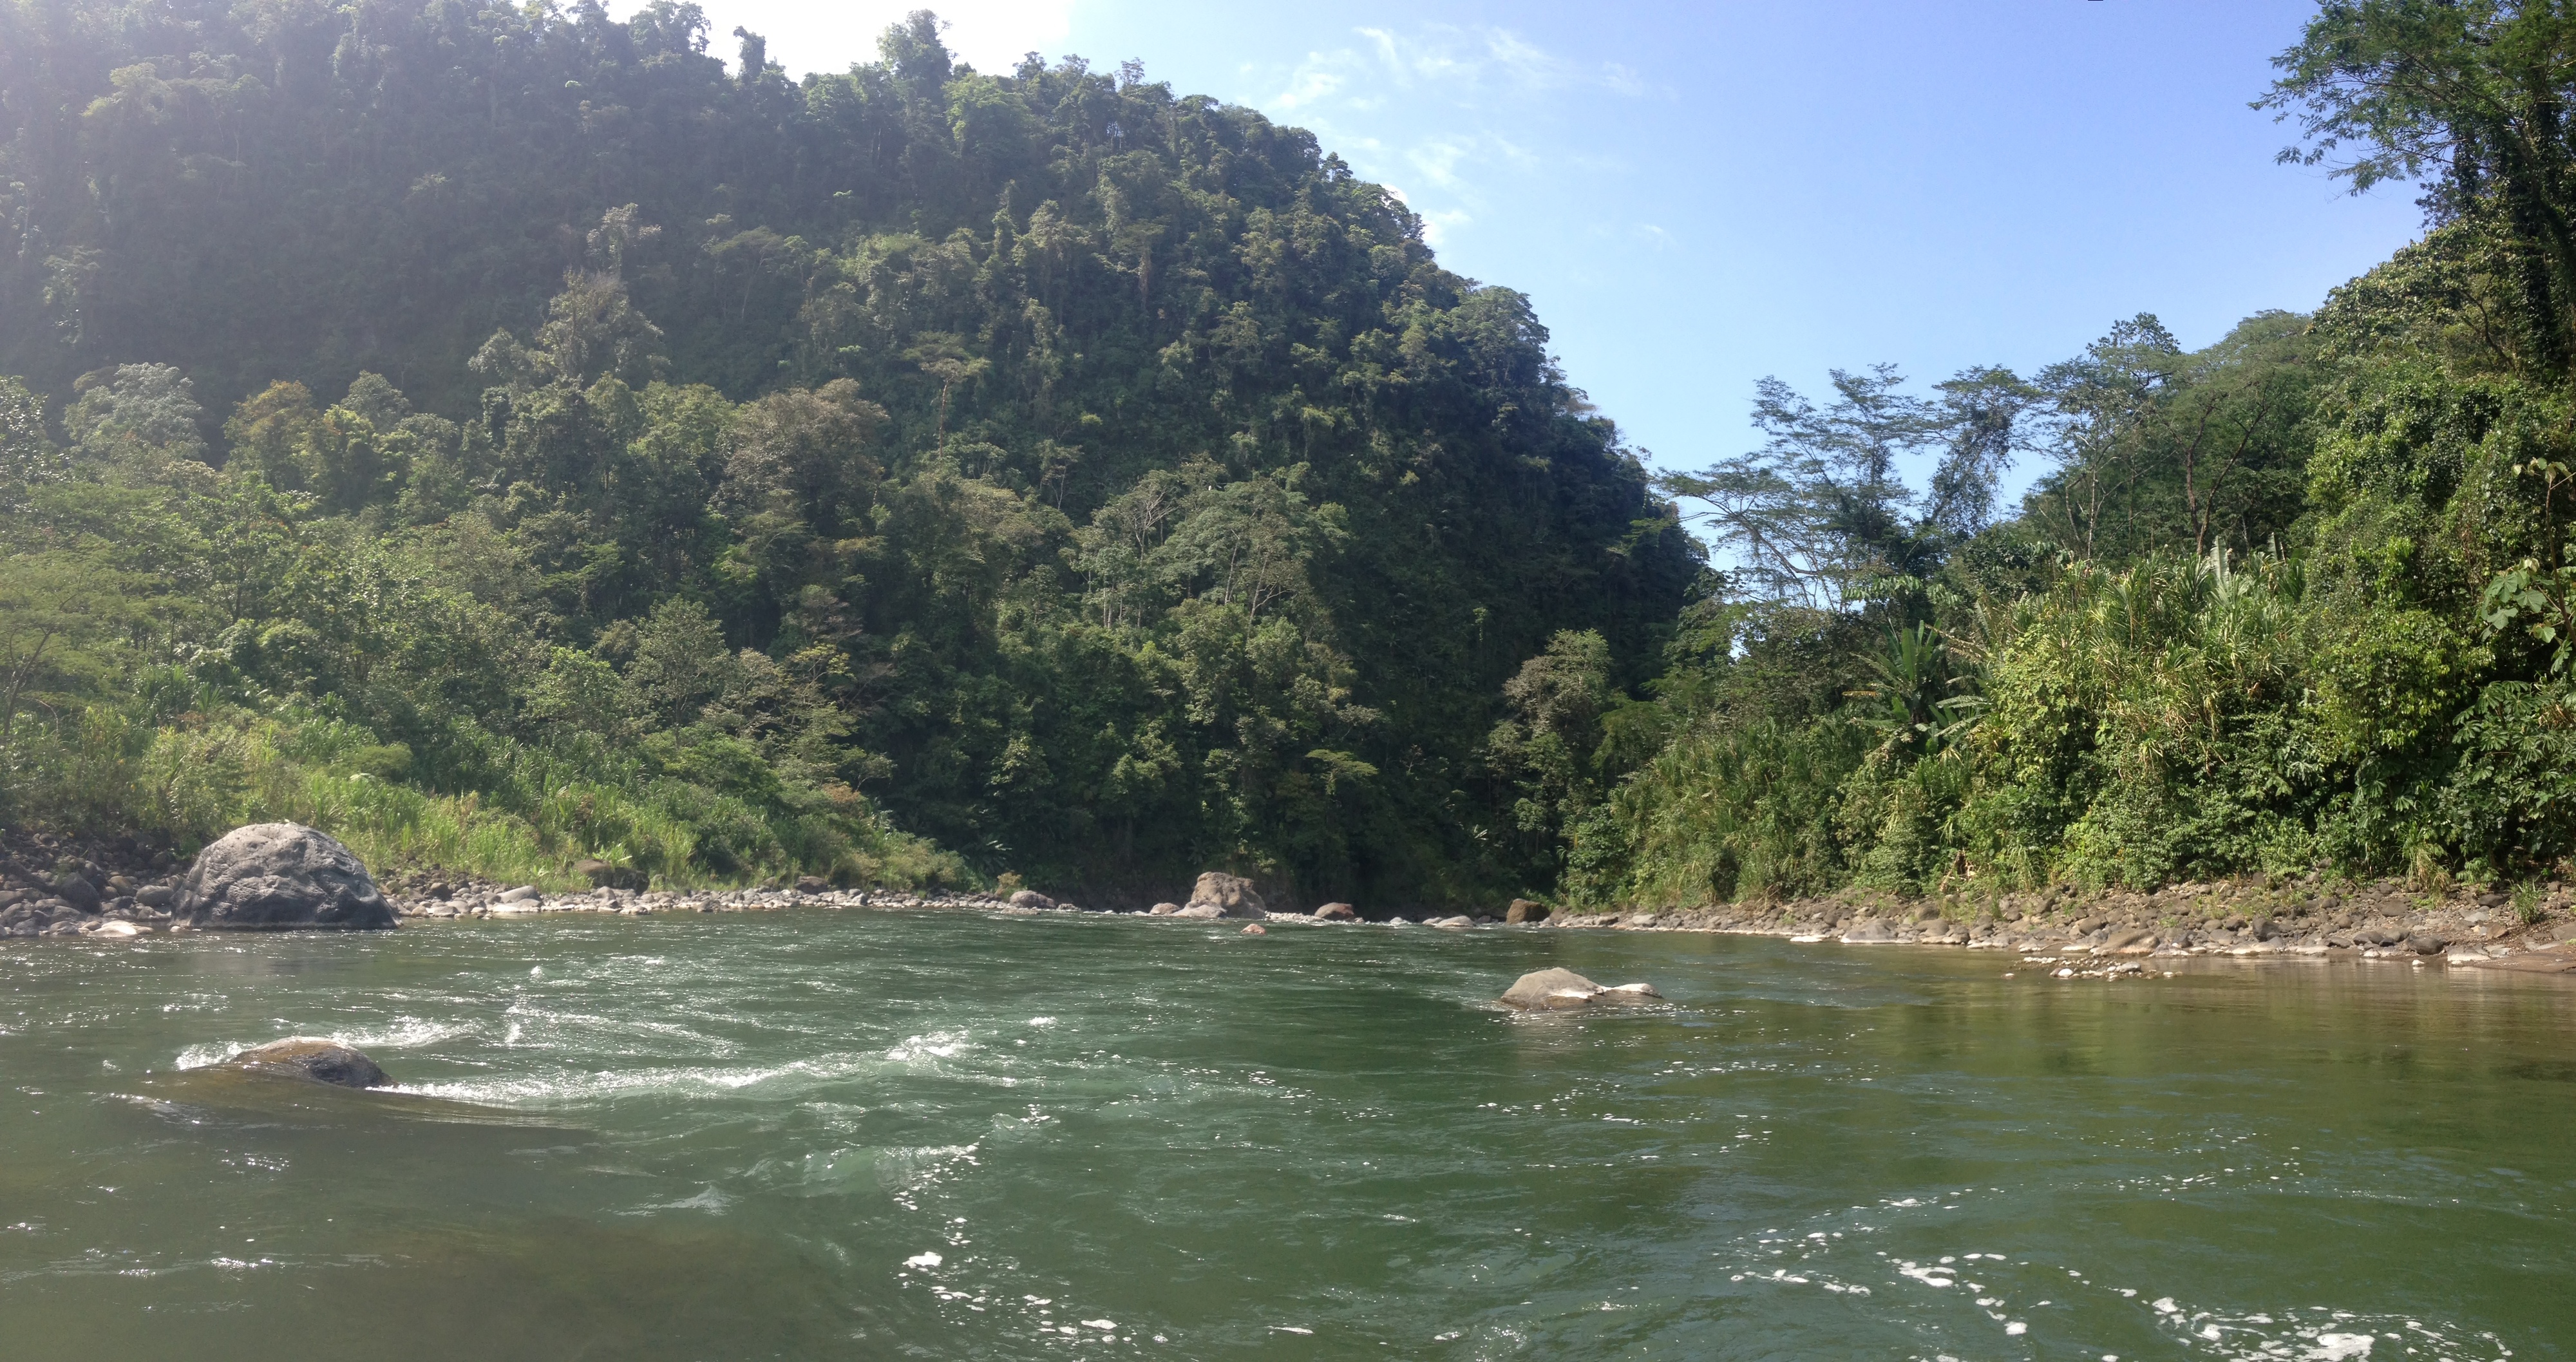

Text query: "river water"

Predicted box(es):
[3, 910, 2571, 1360]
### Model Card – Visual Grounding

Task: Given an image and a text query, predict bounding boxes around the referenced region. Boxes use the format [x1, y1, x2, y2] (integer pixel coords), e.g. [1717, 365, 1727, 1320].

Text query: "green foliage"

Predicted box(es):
[1577, 186, 2576, 903]
[0, 6, 1694, 902]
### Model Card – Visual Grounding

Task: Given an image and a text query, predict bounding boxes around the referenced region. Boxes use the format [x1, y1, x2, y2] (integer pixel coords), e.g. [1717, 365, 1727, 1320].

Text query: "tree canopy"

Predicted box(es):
[0, 2, 1696, 903]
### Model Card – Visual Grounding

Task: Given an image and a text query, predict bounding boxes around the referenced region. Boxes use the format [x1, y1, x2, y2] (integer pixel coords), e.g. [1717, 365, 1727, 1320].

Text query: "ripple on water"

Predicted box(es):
[5, 914, 2571, 1359]
[1721, 1191, 2514, 1361]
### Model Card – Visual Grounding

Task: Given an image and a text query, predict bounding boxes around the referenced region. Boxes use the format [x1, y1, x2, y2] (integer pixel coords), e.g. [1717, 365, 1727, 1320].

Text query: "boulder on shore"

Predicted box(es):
[1505, 899, 1549, 924]
[1148, 902, 1182, 915]
[176, 824, 395, 931]
[1186, 872, 1267, 919]
[230, 1037, 389, 1089]
[52, 872, 102, 913]
[1007, 889, 1058, 911]
[1314, 902, 1357, 921]
[1497, 968, 1663, 1012]
[576, 858, 646, 891]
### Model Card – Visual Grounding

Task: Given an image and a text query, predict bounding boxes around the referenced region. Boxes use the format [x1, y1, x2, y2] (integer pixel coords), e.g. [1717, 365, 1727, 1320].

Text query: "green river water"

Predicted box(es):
[3, 909, 2572, 1360]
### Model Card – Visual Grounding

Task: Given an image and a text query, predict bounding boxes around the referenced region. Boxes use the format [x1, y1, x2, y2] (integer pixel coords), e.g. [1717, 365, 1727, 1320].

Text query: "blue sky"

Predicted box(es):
[648, 1, 2423, 491]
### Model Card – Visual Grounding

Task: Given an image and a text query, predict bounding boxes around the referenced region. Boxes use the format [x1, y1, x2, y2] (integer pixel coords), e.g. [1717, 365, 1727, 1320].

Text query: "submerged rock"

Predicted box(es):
[231, 1037, 389, 1089]
[1497, 968, 1663, 1012]
[176, 824, 395, 931]
[1186, 872, 1267, 918]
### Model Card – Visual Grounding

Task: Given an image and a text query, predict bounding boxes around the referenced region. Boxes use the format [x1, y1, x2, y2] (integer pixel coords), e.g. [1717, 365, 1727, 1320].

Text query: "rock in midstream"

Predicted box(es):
[1497, 968, 1662, 1012]
[229, 1037, 390, 1089]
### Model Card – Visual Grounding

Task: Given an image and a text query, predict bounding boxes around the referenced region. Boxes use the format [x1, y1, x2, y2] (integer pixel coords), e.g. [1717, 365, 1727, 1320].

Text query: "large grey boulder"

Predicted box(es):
[51, 871, 101, 913]
[1497, 967, 1662, 1012]
[176, 824, 396, 931]
[1187, 872, 1267, 919]
[231, 1037, 389, 1089]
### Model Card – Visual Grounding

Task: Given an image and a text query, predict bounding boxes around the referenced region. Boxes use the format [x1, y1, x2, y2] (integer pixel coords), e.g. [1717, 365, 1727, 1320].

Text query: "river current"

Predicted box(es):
[2, 909, 2571, 1359]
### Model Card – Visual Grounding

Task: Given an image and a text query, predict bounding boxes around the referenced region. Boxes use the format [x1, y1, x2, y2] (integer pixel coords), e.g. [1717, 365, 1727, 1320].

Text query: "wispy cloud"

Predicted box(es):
[1272, 63, 1346, 111]
[1253, 24, 1644, 254]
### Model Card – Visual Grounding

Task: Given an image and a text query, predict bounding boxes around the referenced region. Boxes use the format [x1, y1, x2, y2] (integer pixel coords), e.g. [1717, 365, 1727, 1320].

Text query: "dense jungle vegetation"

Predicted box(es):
[0, 0, 1697, 900]
[6, 1, 2576, 908]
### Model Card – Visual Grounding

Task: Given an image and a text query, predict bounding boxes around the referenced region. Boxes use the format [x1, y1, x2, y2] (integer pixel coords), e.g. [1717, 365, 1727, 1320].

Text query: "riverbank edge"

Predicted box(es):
[359, 873, 2576, 974]
[9, 818, 2573, 975]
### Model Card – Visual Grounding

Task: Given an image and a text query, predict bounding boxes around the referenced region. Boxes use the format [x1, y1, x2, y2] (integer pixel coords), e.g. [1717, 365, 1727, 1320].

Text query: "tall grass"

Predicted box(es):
[3, 702, 965, 891]
[1578, 717, 1866, 909]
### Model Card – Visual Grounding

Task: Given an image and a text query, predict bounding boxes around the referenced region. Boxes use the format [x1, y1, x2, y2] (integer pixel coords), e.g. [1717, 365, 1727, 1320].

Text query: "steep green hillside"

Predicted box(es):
[0, 3, 1699, 902]
[1548, 3, 2576, 907]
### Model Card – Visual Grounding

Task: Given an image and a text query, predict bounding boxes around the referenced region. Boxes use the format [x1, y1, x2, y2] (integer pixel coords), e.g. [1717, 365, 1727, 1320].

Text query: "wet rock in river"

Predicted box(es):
[1497, 968, 1663, 1012]
[231, 1037, 390, 1089]
[177, 824, 395, 931]
[1148, 902, 1182, 915]
[1171, 904, 1224, 920]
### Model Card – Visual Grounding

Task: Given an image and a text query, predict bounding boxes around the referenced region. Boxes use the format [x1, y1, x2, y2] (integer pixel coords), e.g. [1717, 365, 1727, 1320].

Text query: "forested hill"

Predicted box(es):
[0, 3, 1700, 903]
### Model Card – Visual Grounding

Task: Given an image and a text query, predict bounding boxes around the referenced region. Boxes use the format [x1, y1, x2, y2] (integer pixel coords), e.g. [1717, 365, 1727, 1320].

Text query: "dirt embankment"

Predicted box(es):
[1541, 876, 2576, 973]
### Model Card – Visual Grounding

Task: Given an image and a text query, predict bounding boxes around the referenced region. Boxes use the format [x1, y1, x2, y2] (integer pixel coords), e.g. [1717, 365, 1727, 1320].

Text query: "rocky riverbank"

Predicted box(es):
[10, 822, 2576, 976]
[368, 871, 2576, 971]
[1537, 875, 2576, 973]
[0, 829, 181, 938]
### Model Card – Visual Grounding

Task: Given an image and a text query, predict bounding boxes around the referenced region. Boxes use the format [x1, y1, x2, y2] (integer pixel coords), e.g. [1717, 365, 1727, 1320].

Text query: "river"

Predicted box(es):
[2, 909, 2570, 1359]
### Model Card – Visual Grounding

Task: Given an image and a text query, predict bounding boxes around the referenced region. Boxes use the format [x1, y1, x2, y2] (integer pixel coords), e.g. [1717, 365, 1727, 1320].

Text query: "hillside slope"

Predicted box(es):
[0, 3, 1700, 903]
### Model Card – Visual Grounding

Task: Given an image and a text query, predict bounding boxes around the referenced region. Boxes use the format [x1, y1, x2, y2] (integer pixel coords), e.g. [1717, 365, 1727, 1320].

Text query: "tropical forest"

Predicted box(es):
[3, 0, 2571, 913]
